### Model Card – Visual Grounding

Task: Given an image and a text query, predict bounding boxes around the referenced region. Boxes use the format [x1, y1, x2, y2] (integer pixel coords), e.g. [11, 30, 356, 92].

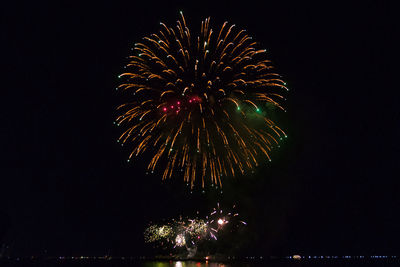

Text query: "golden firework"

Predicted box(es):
[116, 12, 288, 188]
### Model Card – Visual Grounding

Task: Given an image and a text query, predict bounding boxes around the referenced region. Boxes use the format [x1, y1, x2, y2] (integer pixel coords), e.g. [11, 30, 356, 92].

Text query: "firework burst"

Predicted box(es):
[144, 203, 246, 250]
[116, 12, 288, 188]
[144, 224, 174, 243]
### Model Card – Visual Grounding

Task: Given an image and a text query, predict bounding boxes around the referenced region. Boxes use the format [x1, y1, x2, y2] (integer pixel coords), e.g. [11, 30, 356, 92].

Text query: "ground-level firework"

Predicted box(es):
[144, 203, 246, 256]
[116, 12, 288, 188]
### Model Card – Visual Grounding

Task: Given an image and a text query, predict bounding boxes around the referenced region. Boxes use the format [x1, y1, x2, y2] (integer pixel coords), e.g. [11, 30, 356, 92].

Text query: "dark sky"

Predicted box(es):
[1, 0, 398, 257]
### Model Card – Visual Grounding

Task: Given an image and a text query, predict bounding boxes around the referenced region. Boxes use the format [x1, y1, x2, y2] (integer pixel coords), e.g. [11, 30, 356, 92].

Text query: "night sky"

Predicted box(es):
[1, 0, 398, 257]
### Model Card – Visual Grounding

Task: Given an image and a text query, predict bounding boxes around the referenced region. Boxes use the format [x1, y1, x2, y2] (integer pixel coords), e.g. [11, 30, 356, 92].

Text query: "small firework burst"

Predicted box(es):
[144, 203, 246, 251]
[187, 219, 208, 237]
[174, 234, 186, 247]
[144, 224, 173, 243]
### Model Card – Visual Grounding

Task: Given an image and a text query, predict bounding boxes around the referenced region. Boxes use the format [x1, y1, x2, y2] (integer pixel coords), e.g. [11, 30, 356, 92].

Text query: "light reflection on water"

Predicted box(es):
[142, 261, 250, 267]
